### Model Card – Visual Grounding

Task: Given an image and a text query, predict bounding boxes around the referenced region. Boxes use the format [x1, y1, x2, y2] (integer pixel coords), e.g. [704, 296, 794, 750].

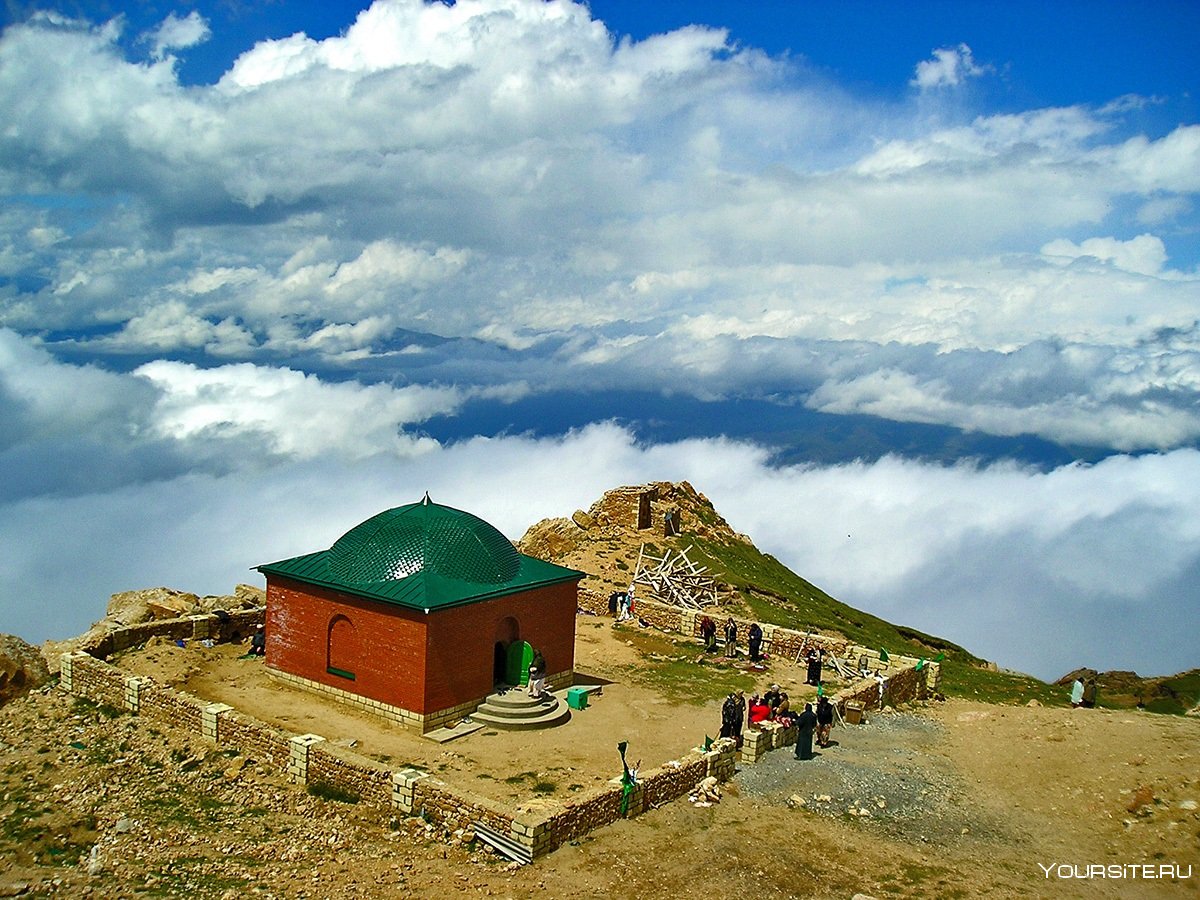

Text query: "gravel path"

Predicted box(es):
[732, 708, 1007, 846]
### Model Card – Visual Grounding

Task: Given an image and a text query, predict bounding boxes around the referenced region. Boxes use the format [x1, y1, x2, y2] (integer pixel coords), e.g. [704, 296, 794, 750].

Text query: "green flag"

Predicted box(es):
[618, 742, 634, 814]
[703, 735, 713, 751]
[916, 658, 925, 671]
[935, 652, 945, 662]
[879, 648, 889, 663]
[816, 683, 823, 697]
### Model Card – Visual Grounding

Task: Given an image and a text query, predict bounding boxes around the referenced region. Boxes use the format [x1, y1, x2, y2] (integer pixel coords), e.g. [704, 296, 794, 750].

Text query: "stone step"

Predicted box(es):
[474, 697, 561, 721]
[470, 704, 571, 731]
[470, 688, 572, 731]
[484, 690, 561, 711]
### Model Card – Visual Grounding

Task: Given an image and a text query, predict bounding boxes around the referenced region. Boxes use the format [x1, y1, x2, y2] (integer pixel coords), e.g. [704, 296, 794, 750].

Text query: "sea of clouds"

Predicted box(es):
[1, 1, 1198, 680]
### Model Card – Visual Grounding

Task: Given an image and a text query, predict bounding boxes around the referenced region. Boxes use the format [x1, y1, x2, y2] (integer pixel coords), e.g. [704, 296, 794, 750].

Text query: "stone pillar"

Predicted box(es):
[201, 703, 233, 743]
[123, 676, 150, 714]
[59, 651, 81, 693]
[703, 738, 737, 781]
[391, 768, 430, 814]
[678, 609, 698, 639]
[739, 728, 770, 764]
[189, 615, 213, 641]
[287, 733, 325, 784]
[511, 814, 553, 858]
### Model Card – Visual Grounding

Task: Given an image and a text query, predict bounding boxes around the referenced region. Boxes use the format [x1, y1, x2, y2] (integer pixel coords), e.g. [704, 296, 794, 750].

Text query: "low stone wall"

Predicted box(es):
[60, 624, 739, 861]
[578, 587, 942, 700]
[77, 608, 266, 659]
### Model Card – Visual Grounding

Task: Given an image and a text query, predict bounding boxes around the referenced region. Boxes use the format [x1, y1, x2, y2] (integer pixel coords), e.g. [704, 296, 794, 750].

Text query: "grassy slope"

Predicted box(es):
[669, 524, 1083, 708]
[674, 527, 1200, 714]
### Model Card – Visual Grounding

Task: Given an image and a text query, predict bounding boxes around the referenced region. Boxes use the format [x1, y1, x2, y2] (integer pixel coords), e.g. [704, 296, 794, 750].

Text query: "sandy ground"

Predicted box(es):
[1, 613, 1197, 898]
[113, 616, 829, 807]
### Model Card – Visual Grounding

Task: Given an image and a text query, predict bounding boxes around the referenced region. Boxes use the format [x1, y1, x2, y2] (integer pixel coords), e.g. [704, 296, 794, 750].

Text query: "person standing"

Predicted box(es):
[747, 623, 763, 662]
[1070, 678, 1084, 708]
[719, 693, 739, 739]
[794, 703, 818, 760]
[700, 616, 718, 653]
[724, 618, 738, 658]
[806, 648, 824, 686]
[816, 696, 834, 748]
[733, 690, 745, 748]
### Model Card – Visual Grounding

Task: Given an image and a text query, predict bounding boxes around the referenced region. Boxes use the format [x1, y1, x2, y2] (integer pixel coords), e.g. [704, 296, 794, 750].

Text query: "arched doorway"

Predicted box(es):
[327, 614, 358, 680]
[493, 616, 519, 685]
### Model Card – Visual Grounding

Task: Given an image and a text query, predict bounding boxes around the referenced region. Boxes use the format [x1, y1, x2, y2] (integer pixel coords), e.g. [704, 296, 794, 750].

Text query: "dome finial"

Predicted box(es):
[422, 491, 431, 505]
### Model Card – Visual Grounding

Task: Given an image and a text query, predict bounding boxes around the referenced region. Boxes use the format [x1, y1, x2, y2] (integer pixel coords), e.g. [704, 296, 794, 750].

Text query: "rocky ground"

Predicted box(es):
[1, 617, 1197, 899]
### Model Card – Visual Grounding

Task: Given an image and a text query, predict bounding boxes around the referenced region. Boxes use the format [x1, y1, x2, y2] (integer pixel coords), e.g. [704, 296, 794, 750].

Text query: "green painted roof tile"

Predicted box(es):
[255, 496, 583, 612]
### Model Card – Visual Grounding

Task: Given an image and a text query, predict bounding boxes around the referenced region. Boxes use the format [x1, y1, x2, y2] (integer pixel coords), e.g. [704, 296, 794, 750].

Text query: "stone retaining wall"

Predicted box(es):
[577, 584, 942, 767]
[60, 623, 739, 861]
[578, 586, 941, 700]
[77, 608, 266, 659]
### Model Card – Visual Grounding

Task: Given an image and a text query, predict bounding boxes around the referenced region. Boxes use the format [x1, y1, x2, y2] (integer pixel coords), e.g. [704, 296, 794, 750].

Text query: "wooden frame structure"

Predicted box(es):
[631, 543, 721, 609]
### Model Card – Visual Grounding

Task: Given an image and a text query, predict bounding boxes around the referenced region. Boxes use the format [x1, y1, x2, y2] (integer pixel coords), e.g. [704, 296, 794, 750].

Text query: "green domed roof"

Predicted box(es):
[255, 496, 582, 612]
[328, 497, 521, 585]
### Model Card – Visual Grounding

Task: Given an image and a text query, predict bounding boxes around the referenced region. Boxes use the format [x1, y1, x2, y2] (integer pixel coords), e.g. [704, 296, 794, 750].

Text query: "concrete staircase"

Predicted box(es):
[469, 686, 571, 731]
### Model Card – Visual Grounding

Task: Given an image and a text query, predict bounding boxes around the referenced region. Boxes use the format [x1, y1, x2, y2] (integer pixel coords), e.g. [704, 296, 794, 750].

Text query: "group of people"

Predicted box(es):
[698, 616, 770, 662]
[607, 587, 637, 622]
[718, 687, 837, 761]
[792, 695, 836, 760]
[1070, 676, 1098, 708]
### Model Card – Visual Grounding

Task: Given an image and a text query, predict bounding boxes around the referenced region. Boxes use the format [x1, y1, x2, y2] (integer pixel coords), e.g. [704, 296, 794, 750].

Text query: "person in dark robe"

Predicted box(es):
[608, 592, 620, 617]
[732, 690, 745, 748]
[700, 616, 718, 653]
[249, 625, 266, 656]
[719, 693, 739, 739]
[747, 623, 763, 662]
[816, 696, 834, 747]
[806, 648, 823, 686]
[794, 703, 818, 760]
[1082, 678, 1098, 708]
[724, 618, 738, 658]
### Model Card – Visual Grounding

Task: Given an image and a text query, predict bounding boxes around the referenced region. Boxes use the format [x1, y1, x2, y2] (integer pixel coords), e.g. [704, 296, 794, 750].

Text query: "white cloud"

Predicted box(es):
[134, 360, 458, 459]
[1041, 234, 1168, 276]
[1, 421, 1196, 683]
[143, 11, 210, 62]
[910, 43, 988, 90]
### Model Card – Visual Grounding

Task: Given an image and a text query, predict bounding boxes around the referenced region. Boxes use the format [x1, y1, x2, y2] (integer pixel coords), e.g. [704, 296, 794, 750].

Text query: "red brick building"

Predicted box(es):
[256, 496, 583, 733]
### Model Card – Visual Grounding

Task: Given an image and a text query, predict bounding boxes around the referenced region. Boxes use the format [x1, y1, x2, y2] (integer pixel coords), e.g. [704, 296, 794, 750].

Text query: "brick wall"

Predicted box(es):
[266, 578, 430, 713]
[422, 581, 579, 714]
[266, 576, 580, 729]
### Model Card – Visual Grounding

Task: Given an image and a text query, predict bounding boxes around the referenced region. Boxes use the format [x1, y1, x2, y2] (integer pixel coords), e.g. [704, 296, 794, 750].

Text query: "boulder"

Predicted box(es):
[0, 633, 51, 706]
[197, 583, 265, 613]
[107, 587, 201, 625]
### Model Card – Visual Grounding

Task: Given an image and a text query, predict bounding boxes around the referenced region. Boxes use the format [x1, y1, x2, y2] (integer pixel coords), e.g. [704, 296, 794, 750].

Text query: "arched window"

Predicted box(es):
[327, 614, 358, 680]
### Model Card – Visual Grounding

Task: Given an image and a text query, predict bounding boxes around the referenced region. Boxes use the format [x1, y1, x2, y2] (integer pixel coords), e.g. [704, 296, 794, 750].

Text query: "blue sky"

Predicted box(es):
[1, 0, 1197, 680]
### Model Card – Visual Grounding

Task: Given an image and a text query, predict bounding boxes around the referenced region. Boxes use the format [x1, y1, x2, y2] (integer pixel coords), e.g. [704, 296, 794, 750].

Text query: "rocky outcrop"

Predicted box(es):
[0, 634, 51, 706]
[42, 584, 266, 672]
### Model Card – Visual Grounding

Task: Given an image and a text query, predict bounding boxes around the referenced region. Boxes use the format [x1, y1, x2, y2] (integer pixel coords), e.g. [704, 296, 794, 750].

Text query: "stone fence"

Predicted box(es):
[59, 621, 737, 861]
[578, 585, 941, 765]
[75, 607, 266, 660]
